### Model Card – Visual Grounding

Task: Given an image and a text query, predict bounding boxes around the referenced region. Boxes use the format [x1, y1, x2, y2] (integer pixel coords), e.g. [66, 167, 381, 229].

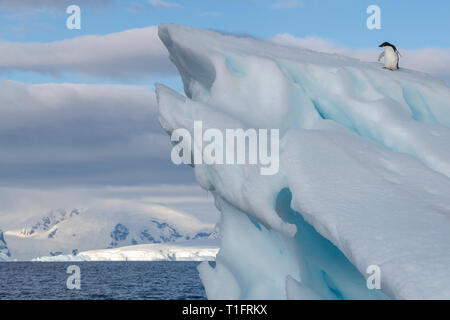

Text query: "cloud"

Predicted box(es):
[149, 0, 182, 9]
[269, 34, 450, 84]
[0, 26, 176, 79]
[0, 184, 218, 230]
[269, 0, 303, 9]
[0, 0, 112, 11]
[0, 81, 193, 187]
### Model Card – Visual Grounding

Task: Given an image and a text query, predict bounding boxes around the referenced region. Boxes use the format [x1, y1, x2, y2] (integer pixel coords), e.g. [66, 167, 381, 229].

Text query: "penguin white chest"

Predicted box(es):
[384, 46, 399, 70]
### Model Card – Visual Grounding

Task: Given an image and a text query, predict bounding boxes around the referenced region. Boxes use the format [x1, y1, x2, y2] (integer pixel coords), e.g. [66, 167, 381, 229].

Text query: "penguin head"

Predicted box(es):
[379, 42, 397, 52]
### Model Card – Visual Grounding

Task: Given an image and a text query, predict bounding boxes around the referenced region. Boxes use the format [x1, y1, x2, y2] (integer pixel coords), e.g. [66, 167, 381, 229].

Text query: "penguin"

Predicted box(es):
[378, 42, 400, 70]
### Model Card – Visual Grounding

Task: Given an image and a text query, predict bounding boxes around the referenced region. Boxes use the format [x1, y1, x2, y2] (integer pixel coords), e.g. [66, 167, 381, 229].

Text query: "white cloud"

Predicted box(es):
[269, 0, 303, 9]
[149, 0, 182, 9]
[0, 26, 176, 78]
[269, 34, 450, 83]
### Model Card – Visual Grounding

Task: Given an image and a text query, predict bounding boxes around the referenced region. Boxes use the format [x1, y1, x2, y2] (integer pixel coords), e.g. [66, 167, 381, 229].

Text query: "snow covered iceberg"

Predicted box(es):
[32, 239, 218, 262]
[155, 24, 450, 299]
[0, 229, 10, 261]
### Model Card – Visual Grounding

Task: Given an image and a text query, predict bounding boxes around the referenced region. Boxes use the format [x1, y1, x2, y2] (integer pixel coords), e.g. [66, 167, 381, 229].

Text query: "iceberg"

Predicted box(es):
[4, 202, 217, 261]
[155, 24, 450, 299]
[32, 239, 218, 262]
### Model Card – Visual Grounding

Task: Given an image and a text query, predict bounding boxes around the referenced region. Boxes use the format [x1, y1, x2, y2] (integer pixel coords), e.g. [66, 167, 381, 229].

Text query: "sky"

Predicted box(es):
[1, 0, 449, 48]
[0, 0, 449, 192]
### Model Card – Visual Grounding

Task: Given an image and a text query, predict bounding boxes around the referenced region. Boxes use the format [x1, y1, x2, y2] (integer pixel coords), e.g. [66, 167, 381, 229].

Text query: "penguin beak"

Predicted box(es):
[378, 44, 383, 48]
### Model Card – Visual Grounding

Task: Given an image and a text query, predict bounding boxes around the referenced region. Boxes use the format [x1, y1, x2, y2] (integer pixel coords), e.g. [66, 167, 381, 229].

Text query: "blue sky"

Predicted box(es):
[1, 0, 449, 48]
[0, 0, 448, 188]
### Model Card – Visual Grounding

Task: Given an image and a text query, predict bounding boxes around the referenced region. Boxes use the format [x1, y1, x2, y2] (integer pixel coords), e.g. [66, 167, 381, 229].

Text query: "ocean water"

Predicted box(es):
[0, 261, 207, 300]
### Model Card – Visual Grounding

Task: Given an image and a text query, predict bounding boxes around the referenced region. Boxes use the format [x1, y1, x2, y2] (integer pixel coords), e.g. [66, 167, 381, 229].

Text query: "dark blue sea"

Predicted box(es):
[0, 261, 207, 300]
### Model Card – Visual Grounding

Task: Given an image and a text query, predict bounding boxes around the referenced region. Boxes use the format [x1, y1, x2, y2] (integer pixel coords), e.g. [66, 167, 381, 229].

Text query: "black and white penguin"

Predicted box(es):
[378, 42, 400, 70]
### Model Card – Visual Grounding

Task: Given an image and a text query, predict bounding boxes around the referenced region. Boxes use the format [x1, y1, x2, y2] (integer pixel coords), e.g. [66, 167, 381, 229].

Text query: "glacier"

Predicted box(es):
[155, 24, 450, 299]
[32, 239, 218, 262]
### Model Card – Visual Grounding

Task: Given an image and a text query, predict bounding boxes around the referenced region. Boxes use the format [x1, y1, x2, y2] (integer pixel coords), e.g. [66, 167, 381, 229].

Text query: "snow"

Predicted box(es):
[0, 229, 10, 260]
[1, 185, 218, 260]
[33, 240, 218, 262]
[156, 24, 450, 299]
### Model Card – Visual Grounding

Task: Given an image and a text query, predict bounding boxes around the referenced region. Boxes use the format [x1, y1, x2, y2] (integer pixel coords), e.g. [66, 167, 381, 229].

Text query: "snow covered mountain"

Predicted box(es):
[0, 229, 10, 261]
[156, 24, 450, 299]
[4, 206, 217, 260]
[19, 209, 81, 237]
[33, 239, 219, 262]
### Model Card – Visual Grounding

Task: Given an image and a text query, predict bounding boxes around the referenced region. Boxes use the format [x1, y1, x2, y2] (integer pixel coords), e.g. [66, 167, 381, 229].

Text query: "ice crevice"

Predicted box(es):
[155, 24, 450, 299]
[275, 188, 388, 300]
